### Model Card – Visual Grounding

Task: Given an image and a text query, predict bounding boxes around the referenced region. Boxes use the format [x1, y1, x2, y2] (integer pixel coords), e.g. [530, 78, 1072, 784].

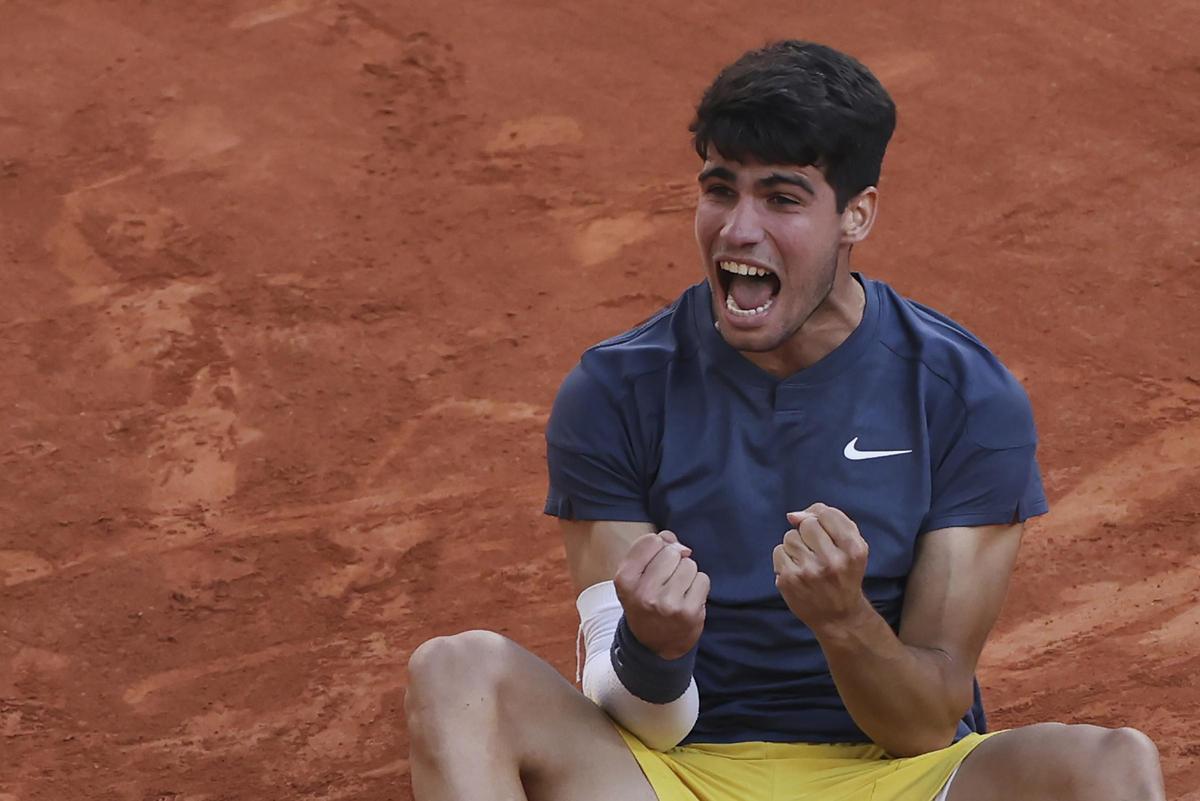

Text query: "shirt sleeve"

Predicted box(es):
[920, 380, 1049, 533]
[544, 362, 652, 522]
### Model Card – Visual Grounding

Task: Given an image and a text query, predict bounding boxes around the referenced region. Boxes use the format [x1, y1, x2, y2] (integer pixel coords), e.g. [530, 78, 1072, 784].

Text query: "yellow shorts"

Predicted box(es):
[615, 725, 1000, 801]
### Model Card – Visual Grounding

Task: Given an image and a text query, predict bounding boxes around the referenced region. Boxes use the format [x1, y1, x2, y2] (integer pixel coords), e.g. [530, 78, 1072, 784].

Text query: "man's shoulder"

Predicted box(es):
[575, 282, 704, 393]
[870, 279, 1036, 450]
[546, 282, 703, 462]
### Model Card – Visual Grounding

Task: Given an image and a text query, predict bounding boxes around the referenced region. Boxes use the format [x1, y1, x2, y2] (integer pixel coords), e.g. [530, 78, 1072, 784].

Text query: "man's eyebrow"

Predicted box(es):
[697, 165, 737, 184]
[759, 172, 816, 196]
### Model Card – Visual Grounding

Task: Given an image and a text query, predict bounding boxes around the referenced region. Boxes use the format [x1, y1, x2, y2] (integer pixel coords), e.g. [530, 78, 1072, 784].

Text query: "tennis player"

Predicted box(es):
[405, 40, 1166, 801]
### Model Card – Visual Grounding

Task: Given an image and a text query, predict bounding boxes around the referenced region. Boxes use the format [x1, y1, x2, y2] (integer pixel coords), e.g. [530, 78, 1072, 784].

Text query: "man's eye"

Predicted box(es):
[769, 194, 801, 206]
[703, 184, 734, 198]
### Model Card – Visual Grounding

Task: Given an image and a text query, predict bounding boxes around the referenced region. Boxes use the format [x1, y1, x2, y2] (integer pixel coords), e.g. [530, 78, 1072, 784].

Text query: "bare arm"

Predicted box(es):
[562, 518, 709, 750]
[562, 518, 709, 659]
[560, 518, 656, 594]
[775, 505, 1023, 757]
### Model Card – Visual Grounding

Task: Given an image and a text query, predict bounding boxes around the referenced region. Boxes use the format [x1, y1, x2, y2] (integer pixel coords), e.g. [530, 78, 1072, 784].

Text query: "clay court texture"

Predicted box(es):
[1, 1, 1198, 798]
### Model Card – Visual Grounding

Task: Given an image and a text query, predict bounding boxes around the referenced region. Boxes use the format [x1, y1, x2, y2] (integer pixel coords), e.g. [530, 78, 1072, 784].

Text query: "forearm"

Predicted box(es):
[577, 580, 699, 750]
[814, 597, 971, 757]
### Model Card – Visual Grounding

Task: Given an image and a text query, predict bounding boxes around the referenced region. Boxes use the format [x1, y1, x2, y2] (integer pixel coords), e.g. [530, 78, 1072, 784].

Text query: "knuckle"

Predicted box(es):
[638, 536, 665, 556]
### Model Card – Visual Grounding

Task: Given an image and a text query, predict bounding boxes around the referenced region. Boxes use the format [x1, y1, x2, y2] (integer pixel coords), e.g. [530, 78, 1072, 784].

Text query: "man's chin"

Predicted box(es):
[716, 325, 784, 354]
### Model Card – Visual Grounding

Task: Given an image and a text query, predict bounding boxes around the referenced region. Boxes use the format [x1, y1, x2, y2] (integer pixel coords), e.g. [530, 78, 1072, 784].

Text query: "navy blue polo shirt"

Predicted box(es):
[545, 275, 1048, 745]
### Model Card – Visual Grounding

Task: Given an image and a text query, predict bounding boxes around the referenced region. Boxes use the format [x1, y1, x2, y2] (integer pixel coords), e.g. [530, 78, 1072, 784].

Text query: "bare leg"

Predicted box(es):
[948, 722, 1165, 801]
[405, 629, 659, 801]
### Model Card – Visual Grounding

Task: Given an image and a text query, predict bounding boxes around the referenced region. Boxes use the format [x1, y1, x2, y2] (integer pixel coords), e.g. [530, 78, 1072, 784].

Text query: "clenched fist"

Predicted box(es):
[772, 503, 871, 632]
[614, 531, 710, 660]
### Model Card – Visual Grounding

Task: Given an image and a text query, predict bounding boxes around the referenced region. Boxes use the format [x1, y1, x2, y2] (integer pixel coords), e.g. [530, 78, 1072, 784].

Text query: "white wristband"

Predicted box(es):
[575, 580, 699, 751]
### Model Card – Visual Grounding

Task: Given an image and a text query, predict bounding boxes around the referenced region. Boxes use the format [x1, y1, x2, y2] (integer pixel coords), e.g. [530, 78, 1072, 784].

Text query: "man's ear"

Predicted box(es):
[840, 187, 878, 245]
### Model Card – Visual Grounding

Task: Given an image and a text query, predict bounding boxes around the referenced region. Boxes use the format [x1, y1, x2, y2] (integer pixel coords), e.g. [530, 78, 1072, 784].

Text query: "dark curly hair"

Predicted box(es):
[690, 41, 897, 211]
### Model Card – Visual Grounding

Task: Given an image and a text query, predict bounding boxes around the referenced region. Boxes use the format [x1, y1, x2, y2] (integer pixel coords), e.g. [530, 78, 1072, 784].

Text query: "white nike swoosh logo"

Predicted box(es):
[843, 437, 913, 461]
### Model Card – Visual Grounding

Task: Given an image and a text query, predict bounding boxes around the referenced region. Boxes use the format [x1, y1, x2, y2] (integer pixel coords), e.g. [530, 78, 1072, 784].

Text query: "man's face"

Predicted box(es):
[694, 155, 848, 353]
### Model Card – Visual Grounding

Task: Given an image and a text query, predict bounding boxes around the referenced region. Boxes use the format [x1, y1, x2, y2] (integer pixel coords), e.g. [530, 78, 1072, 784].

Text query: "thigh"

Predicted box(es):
[945, 723, 1079, 801]
[508, 638, 661, 801]
[408, 630, 660, 801]
[943, 722, 1160, 801]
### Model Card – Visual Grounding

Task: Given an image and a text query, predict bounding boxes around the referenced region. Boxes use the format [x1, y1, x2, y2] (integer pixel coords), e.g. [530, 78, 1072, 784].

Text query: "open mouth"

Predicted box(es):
[717, 260, 781, 318]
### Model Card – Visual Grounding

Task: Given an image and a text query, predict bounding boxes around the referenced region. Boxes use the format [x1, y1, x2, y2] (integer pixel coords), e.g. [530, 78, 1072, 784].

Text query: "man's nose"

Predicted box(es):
[720, 198, 765, 247]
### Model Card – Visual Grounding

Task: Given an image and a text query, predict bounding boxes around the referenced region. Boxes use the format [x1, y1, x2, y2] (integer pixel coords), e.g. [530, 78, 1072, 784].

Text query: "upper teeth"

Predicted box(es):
[720, 261, 771, 277]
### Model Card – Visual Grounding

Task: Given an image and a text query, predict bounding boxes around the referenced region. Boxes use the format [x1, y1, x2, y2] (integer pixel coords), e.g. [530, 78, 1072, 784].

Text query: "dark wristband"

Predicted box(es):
[610, 615, 698, 704]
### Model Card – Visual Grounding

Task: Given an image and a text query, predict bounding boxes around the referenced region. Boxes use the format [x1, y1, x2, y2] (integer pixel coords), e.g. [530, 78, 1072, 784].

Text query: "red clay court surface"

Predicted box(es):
[1, 1, 1198, 799]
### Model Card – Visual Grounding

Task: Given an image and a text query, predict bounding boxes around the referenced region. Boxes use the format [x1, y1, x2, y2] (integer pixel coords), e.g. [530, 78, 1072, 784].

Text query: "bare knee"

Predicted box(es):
[406, 630, 532, 736]
[409, 629, 512, 685]
[1063, 724, 1159, 766]
[963, 722, 1164, 801]
[1062, 725, 1164, 799]
[1102, 726, 1159, 759]
[1097, 727, 1162, 779]
[407, 629, 515, 712]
